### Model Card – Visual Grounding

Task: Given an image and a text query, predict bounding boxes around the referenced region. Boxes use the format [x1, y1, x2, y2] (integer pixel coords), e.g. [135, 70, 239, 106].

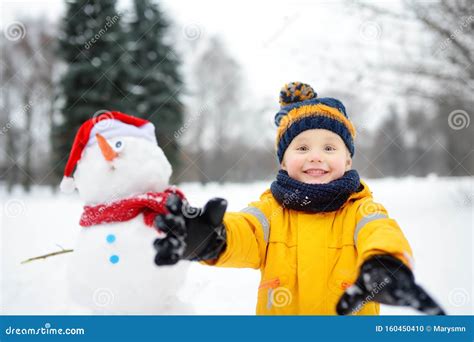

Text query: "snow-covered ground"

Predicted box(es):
[1, 176, 472, 315]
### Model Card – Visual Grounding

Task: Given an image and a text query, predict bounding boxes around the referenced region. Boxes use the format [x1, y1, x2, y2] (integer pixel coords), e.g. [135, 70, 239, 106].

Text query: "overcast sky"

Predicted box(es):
[1, 0, 415, 129]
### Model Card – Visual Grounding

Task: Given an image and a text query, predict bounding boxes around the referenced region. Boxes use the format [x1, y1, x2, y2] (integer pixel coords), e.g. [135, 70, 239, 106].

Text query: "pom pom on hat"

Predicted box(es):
[60, 176, 76, 193]
[279, 82, 317, 107]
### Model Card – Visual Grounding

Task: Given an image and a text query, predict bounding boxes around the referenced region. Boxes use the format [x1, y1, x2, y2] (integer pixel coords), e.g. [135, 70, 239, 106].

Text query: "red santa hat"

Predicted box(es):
[60, 111, 157, 193]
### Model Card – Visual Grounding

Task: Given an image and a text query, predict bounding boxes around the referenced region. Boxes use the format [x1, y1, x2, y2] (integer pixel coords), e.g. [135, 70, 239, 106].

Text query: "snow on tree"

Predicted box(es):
[126, 0, 184, 174]
[53, 0, 132, 178]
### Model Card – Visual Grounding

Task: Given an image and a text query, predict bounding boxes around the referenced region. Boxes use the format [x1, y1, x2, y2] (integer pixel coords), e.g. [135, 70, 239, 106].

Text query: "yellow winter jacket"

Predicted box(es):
[202, 180, 413, 315]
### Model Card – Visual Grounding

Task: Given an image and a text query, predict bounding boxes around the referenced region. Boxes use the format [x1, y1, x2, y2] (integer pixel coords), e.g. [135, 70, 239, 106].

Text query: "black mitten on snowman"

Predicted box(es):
[153, 194, 227, 266]
[336, 254, 446, 315]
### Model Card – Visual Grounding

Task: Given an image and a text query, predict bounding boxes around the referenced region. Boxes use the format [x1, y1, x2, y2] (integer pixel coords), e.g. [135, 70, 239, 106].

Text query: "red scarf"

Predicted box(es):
[79, 187, 185, 228]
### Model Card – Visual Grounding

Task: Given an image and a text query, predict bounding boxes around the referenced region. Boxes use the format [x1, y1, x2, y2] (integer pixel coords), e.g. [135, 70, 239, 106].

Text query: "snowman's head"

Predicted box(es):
[60, 112, 173, 204]
[74, 135, 172, 204]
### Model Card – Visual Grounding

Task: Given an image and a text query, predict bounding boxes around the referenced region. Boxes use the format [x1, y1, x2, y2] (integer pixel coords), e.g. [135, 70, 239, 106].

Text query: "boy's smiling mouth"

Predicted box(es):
[303, 168, 329, 177]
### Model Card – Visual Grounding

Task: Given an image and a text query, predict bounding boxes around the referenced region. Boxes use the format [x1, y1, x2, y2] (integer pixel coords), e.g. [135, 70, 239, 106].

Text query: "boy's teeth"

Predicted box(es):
[306, 169, 327, 175]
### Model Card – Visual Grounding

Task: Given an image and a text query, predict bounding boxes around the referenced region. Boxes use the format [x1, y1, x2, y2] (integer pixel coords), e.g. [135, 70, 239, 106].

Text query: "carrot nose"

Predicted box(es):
[96, 133, 118, 162]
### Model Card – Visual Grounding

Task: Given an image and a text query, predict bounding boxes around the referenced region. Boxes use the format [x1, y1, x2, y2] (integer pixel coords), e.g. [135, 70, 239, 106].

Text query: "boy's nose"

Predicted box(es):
[308, 152, 323, 163]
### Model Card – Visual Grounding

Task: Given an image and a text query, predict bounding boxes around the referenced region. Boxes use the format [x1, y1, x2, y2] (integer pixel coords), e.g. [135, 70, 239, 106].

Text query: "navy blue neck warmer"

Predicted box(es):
[270, 169, 362, 213]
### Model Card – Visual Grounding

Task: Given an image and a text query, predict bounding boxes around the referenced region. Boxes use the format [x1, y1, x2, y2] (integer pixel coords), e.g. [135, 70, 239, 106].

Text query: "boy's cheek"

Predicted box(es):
[282, 156, 298, 172]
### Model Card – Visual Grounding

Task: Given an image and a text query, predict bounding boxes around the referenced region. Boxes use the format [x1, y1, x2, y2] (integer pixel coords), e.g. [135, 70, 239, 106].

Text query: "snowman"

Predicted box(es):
[60, 111, 191, 314]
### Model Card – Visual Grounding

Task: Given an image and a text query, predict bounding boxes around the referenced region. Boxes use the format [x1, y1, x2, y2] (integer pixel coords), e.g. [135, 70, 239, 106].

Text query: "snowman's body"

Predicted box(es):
[65, 122, 191, 314]
[69, 216, 190, 314]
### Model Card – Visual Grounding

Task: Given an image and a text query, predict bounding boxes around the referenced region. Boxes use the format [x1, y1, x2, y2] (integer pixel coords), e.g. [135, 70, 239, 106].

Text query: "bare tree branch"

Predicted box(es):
[21, 248, 74, 264]
[411, 3, 472, 66]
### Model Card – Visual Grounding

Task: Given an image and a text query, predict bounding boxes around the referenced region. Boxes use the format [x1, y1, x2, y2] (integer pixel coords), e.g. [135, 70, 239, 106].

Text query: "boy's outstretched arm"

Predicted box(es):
[337, 199, 445, 315]
[153, 194, 268, 269]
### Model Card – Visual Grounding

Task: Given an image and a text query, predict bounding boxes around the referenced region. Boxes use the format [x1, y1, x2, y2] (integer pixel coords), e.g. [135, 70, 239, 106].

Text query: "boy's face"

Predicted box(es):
[281, 129, 352, 184]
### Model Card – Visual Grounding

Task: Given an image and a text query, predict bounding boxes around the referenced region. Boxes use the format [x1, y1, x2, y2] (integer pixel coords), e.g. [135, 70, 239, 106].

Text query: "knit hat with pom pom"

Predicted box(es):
[274, 82, 356, 162]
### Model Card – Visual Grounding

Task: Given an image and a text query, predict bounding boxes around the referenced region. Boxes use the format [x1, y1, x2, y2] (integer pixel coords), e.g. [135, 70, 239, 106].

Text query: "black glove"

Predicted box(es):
[336, 254, 446, 315]
[153, 194, 227, 266]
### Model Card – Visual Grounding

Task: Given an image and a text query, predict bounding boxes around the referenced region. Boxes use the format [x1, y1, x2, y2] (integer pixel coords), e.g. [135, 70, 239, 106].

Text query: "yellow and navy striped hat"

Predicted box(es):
[275, 82, 356, 162]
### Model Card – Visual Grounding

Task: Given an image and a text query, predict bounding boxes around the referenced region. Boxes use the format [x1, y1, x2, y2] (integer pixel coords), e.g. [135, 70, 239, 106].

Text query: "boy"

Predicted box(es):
[154, 82, 444, 315]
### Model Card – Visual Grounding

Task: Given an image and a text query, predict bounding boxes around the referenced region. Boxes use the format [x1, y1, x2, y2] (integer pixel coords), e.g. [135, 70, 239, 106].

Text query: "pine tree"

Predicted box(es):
[53, 0, 132, 177]
[127, 0, 184, 172]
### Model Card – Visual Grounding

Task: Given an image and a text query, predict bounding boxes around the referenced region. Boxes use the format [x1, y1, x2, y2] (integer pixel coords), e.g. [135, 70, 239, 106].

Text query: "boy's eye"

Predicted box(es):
[324, 145, 336, 152]
[296, 146, 308, 151]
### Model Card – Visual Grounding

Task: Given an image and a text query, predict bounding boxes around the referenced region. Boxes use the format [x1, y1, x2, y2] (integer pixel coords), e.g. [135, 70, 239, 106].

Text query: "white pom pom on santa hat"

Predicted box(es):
[59, 111, 156, 193]
[60, 176, 76, 193]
